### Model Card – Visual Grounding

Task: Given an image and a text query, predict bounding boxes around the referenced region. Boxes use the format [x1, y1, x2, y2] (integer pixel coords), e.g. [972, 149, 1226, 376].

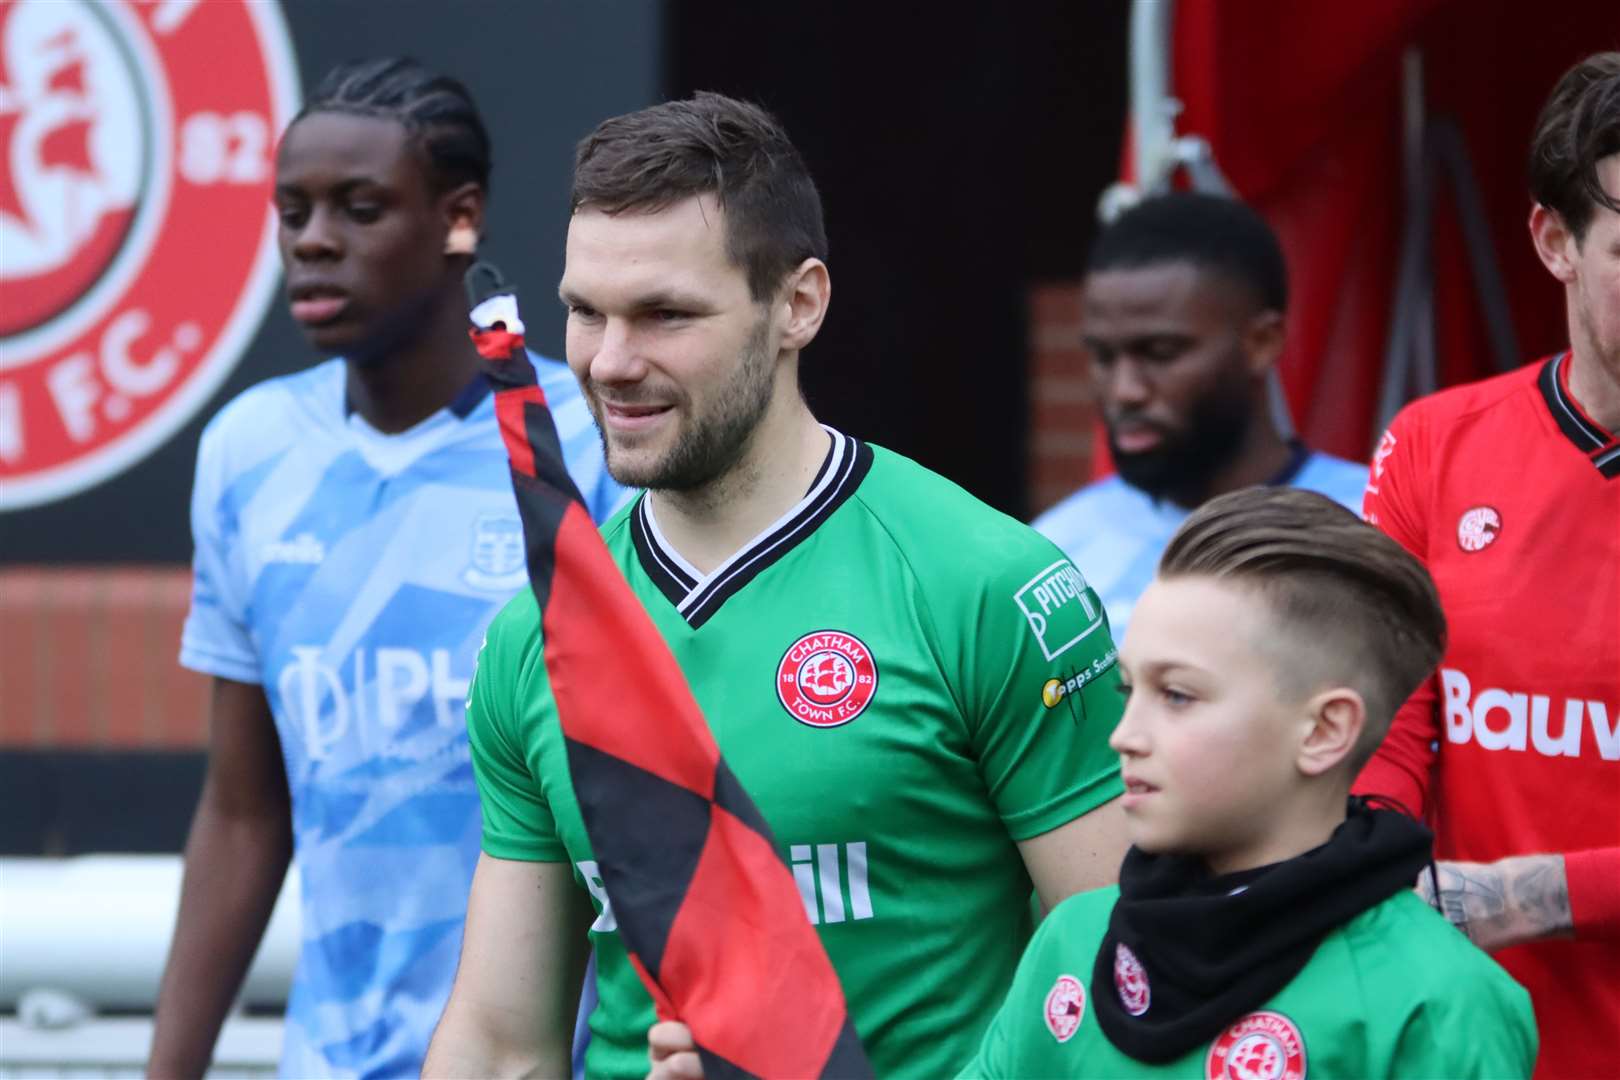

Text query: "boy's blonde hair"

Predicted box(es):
[1158, 487, 1446, 771]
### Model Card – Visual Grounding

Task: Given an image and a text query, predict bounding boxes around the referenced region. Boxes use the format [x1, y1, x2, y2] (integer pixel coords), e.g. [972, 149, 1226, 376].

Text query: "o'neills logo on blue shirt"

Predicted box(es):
[1014, 559, 1105, 661]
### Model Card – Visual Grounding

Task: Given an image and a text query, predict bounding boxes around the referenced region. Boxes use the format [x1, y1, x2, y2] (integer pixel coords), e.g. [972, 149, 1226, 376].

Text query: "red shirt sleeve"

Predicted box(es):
[1567, 847, 1620, 938]
[1353, 412, 1440, 817]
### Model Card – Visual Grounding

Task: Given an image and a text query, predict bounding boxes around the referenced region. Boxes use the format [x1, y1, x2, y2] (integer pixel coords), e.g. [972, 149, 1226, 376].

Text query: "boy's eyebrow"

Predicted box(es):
[1126, 658, 1209, 680]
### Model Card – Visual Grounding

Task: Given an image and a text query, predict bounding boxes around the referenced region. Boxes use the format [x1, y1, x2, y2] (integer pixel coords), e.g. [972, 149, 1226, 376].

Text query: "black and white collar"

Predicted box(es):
[629, 426, 874, 629]
[1539, 352, 1620, 479]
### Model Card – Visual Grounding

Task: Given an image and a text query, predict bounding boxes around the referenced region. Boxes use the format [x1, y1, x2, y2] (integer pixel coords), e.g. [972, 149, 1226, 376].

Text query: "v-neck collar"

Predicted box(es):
[1539, 352, 1620, 478]
[628, 426, 874, 628]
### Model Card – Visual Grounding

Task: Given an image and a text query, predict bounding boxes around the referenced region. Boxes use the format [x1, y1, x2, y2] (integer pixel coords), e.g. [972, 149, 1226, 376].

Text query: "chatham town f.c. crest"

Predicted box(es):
[776, 629, 878, 728]
[0, 0, 298, 509]
[1043, 973, 1086, 1044]
[1114, 942, 1151, 1016]
[1205, 1011, 1307, 1080]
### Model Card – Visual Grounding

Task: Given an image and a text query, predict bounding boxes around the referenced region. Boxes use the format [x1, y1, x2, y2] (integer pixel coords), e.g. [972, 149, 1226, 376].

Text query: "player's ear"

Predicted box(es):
[1296, 686, 1364, 778]
[777, 257, 830, 353]
[441, 181, 487, 256]
[1529, 204, 1578, 284]
[1241, 309, 1285, 378]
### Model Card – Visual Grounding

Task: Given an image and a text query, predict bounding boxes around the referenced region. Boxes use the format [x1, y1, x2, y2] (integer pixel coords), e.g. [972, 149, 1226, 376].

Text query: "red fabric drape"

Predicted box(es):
[1117, 0, 1617, 465]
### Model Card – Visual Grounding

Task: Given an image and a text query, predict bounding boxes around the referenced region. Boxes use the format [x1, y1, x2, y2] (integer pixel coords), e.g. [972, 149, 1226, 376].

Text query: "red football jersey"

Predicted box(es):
[1356, 353, 1620, 1079]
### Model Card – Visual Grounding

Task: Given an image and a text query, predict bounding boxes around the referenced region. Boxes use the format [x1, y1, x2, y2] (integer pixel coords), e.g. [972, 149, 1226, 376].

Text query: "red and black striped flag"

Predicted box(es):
[465, 263, 870, 1079]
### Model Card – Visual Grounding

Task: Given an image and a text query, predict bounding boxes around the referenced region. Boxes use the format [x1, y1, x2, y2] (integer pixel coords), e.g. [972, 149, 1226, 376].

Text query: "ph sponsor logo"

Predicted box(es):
[1043, 974, 1085, 1044]
[276, 645, 471, 762]
[1441, 667, 1618, 760]
[1014, 558, 1104, 661]
[776, 629, 877, 728]
[0, 0, 298, 510]
[1205, 1011, 1306, 1080]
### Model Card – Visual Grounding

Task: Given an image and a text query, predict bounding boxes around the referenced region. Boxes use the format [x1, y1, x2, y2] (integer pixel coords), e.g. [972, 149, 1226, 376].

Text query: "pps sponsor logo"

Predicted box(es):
[0, 0, 298, 510]
[1205, 1011, 1306, 1080]
[1043, 973, 1086, 1044]
[1113, 942, 1150, 1016]
[1015, 559, 1104, 662]
[1042, 646, 1119, 709]
[776, 629, 877, 728]
[1455, 505, 1501, 552]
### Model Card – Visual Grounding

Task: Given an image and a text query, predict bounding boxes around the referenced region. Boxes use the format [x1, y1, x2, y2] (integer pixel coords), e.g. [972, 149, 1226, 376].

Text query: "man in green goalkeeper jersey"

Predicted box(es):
[425, 92, 1127, 1079]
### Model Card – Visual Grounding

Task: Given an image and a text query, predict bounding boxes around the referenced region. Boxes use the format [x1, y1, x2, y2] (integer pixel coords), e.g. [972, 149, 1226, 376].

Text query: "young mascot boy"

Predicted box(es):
[648, 487, 1537, 1080]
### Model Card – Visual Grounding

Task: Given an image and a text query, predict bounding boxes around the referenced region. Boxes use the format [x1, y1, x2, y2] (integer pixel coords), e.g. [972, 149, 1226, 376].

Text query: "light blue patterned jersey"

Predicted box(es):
[180, 353, 625, 1079]
[1032, 450, 1367, 639]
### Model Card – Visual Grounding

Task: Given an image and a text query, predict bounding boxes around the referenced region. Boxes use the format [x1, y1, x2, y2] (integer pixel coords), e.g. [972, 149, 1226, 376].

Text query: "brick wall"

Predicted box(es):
[1026, 281, 1100, 516]
[0, 567, 208, 749]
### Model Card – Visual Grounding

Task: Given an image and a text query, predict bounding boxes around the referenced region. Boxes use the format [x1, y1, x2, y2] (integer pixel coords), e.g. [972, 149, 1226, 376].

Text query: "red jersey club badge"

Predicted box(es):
[1114, 942, 1151, 1016]
[0, 0, 297, 510]
[1044, 974, 1086, 1044]
[1456, 506, 1502, 552]
[1205, 1011, 1307, 1080]
[777, 630, 878, 728]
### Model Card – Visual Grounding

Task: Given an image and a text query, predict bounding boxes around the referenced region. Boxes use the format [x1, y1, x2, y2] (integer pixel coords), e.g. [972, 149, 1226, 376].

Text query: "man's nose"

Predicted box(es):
[1102, 357, 1153, 408]
[291, 206, 341, 262]
[588, 318, 647, 384]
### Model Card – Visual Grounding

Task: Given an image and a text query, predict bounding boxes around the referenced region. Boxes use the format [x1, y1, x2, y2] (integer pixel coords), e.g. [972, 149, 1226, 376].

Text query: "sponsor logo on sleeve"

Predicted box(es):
[1042, 646, 1119, 708]
[1014, 559, 1105, 661]
[1043, 974, 1086, 1043]
[1455, 506, 1501, 552]
[1114, 942, 1151, 1016]
[1205, 1011, 1306, 1080]
[1364, 429, 1397, 500]
[777, 630, 878, 728]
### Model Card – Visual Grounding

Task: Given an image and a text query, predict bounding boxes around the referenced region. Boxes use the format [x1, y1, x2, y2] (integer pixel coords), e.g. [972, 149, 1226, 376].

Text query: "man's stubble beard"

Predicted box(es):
[597, 314, 777, 493]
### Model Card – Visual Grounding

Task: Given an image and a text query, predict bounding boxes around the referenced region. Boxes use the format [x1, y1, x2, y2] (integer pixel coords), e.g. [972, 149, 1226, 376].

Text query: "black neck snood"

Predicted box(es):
[1091, 799, 1433, 1063]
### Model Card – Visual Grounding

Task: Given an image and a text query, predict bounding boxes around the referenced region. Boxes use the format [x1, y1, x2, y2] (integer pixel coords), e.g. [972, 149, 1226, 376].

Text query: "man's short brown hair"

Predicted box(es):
[1159, 487, 1446, 770]
[1528, 51, 1620, 242]
[570, 92, 828, 302]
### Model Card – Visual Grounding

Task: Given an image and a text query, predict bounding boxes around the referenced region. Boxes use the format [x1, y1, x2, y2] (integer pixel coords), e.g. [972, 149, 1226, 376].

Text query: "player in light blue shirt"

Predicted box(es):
[151, 59, 624, 1079]
[1034, 194, 1365, 636]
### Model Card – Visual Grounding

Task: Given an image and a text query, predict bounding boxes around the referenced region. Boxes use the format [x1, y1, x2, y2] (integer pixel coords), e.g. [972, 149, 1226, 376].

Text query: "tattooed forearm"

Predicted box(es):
[1422, 855, 1571, 952]
[1508, 855, 1572, 935]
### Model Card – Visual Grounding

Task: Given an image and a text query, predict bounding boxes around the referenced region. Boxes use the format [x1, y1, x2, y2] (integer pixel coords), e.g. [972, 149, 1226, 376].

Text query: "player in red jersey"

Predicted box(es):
[1355, 52, 1620, 1079]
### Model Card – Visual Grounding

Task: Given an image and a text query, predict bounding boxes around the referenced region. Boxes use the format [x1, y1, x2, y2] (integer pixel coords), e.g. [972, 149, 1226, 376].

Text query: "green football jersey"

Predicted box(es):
[960, 887, 1538, 1079]
[467, 429, 1124, 1079]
